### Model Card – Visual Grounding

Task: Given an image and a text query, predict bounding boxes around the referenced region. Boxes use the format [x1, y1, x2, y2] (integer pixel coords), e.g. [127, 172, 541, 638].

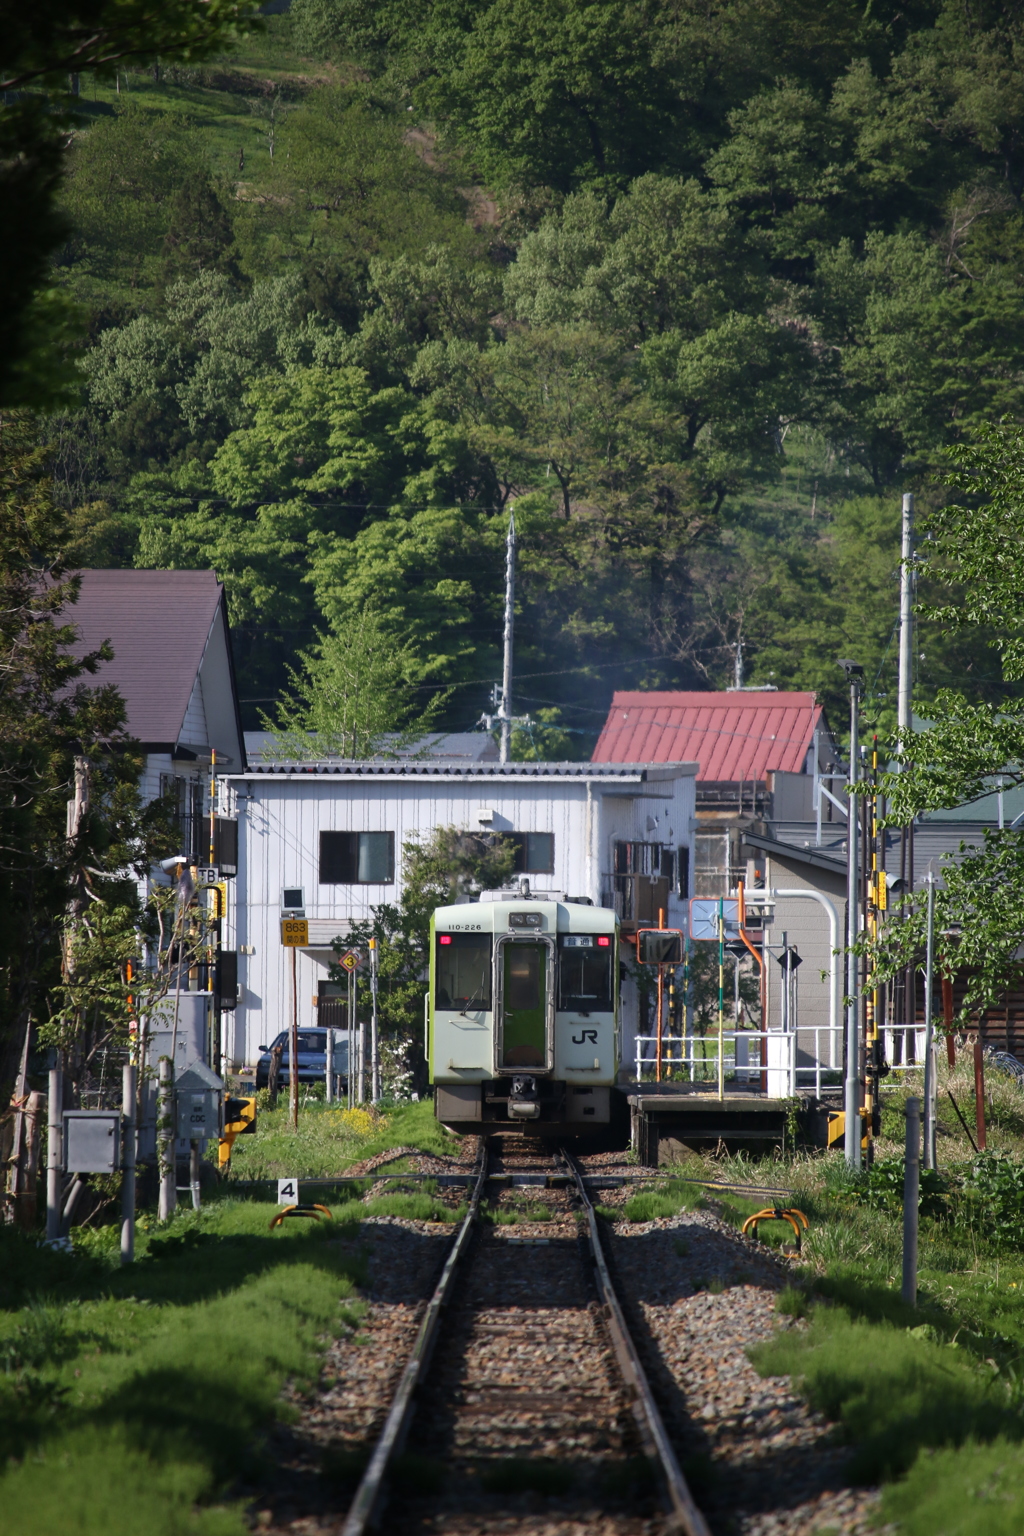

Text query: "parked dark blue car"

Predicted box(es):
[255, 1029, 349, 1090]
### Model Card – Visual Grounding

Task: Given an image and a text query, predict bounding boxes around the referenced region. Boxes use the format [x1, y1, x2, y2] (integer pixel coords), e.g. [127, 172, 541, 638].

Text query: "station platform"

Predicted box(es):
[626, 1085, 792, 1166]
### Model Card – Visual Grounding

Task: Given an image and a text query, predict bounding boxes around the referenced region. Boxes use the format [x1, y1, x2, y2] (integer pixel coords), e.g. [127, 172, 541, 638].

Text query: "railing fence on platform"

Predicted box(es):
[635, 1027, 843, 1098]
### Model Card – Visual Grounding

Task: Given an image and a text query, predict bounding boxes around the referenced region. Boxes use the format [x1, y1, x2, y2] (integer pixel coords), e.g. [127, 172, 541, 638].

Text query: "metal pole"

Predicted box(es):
[46, 1056, 63, 1242]
[898, 493, 914, 745]
[844, 676, 862, 1167]
[189, 1141, 201, 1210]
[902, 1097, 920, 1307]
[369, 937, 380, 1102]
[356, 970, 364, 1105]
[326, 1026, 335, 1103]
[290, 945, 299, 1130]
[923, 874, 936, 1169]
[717, 899, 725, 1101]
[157, 1056, 176, 1220]
[499, 511, 516, 764]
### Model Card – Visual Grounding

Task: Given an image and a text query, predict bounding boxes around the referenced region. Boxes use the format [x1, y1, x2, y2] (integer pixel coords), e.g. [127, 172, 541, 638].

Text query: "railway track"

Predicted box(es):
[340, 1136, 711, 1536]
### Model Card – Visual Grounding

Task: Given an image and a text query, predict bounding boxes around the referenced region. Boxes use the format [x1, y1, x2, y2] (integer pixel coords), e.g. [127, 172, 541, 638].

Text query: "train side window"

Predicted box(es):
[435, 933, 493, 1010]
[557, 935, 613, 1012]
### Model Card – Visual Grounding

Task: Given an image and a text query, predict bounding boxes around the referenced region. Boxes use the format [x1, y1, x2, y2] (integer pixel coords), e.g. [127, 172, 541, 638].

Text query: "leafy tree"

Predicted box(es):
[336, 825, 515, 1093]
[0, 0, 262, 403]
[262, 607, 449, 758]
[866, 423, 1024, 1019]
[0, 413, 170, 1097]
[57, 104, 209, 309]
[236, 86, 481, 322]
[158, 172, 241, 288]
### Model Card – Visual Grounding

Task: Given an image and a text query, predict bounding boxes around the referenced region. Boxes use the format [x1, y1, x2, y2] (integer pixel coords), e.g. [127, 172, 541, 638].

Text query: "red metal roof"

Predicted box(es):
[592, 691, 823, 781]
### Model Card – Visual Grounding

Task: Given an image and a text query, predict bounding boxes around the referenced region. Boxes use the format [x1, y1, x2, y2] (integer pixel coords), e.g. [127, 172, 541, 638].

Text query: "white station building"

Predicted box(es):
[219, 757, 697, 1074]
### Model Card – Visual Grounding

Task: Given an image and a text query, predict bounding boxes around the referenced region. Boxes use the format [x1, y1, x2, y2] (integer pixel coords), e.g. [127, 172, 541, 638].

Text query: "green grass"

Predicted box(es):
[751, 1305, 1021, 1485]
[486, 1202, 554, 1224]
[220, 1097, 461, 1181]
[0, 1199, 364, 1535]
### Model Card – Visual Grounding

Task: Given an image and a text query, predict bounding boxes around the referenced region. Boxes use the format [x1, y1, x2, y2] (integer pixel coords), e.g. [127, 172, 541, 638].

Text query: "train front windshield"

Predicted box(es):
[557, 934, 613, 1012]
[436, 933, 493, 1010]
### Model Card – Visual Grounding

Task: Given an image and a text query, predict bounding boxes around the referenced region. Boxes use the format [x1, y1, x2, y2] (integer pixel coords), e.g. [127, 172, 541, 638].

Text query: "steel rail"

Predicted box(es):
[340, 1141, 488, 1536]
[561, 1149, 713, 1536]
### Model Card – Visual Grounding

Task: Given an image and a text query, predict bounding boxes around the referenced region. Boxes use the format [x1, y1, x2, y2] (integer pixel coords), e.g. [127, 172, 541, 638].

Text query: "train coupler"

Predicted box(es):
[507, 1074, 541, 1119]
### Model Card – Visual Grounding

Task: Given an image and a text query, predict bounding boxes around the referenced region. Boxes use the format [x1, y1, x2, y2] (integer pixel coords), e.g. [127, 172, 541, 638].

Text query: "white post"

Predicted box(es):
[369, 937, 380, 1102]
[157, 1056, 176, 1221]
[121, 1063, 136, 1263]
[499, 511, 516, 764]
[923, 874, 936, 1169]
[326, 1026, 335, 1103]
[46, 1057, 63, 1242]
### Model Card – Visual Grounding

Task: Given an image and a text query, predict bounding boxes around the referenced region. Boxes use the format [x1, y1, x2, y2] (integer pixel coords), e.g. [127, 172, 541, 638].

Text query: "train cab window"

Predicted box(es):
[435, 933, 493, 1010]
[557, 934, 613, 1013]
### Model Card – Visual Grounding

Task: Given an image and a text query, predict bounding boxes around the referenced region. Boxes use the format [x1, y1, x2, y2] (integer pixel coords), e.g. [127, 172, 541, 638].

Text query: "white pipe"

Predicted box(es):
[744, 887, 840, 1054]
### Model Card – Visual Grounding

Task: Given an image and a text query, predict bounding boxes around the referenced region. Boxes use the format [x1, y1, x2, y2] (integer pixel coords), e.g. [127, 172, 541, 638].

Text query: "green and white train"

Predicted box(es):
[428, 893, 620, 1135]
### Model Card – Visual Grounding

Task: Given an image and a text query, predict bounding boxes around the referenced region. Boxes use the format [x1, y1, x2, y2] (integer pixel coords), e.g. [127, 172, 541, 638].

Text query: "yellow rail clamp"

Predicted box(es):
[741, 1206, 810, 1253]
[268, 1203, 334, 1230]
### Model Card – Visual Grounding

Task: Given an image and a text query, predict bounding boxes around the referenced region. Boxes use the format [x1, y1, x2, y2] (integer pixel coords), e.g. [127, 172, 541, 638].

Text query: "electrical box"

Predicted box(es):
[212, 817, 238, 877]
[175, 1061, 224, 1143]
[216, 950, 238, 1009]
[64, 1110, 121, 1173]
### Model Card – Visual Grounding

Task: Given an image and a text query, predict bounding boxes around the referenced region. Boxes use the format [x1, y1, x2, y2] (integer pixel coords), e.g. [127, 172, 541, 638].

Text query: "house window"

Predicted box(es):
[160, 773, 205, 863]
[506, 832, 554, 874]
[611, 840, 672, 923]
[693, 832, 731, 897]
[319, 831, 395, 884]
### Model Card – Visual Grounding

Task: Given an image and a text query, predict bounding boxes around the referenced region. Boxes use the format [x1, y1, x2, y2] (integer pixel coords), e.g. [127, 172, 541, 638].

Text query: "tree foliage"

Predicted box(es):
[263, 608, 449, 759]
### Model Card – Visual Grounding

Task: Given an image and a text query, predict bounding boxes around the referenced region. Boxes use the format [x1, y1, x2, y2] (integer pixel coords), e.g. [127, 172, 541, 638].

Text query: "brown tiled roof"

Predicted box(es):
[69, 570, 224, 747]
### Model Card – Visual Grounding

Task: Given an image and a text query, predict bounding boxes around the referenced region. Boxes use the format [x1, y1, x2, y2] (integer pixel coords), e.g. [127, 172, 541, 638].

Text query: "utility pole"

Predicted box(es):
[897, 492, 916, 1075]
[733, 639, 744, 690]
[499, 511, 516, 765]
[840, 661, 864, 1167]
[897, 493, 914, 747]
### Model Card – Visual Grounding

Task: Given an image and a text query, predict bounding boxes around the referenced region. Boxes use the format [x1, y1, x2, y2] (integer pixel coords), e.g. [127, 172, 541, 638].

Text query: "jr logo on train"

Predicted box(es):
[428, 896, 619, 1133]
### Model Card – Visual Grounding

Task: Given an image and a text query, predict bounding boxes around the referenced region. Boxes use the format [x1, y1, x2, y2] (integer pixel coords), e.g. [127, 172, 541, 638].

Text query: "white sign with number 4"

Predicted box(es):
[277, 1178, 299, 1206]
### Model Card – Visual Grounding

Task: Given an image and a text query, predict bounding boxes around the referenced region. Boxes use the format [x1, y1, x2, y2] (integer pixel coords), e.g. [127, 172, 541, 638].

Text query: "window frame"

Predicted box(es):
[319, 830, 395, 884]
[506, 830, 555, 875]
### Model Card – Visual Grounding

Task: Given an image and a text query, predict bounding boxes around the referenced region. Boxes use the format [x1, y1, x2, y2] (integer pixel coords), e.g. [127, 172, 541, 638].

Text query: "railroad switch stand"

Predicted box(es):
[269, 1203, 333, 1229]
[741, 1206, 810, 1253]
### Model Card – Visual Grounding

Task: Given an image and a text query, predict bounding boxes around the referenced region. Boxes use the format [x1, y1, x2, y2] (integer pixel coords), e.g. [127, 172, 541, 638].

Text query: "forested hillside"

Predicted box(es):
[40, 0, 1024, 737]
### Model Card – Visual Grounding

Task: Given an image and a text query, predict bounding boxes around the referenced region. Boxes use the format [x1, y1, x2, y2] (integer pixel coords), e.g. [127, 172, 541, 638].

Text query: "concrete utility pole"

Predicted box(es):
[840, 661, 864, 1168]
[499, 511, 516, 764]
[897, 493, 914, 746]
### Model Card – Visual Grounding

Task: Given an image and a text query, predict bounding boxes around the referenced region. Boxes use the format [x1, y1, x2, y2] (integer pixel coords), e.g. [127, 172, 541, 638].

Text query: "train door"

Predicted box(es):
[496, 937, 554, 1071]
